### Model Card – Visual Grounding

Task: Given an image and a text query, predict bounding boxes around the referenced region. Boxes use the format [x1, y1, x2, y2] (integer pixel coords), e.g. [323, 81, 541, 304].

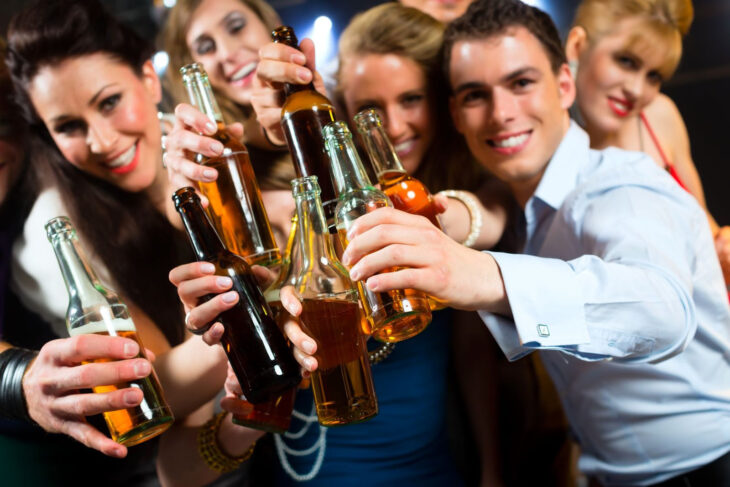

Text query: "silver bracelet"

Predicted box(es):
[440, 190, 483, 248]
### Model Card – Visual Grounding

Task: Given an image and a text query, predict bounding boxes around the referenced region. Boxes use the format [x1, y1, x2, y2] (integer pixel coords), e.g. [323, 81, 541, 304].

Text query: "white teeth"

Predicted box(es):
[612, 99, 629, 111]
[107, 143, 136, 168]
[231, 62, 257, 82]
[492, 133, 529, 148]
[394, 139, 415, 153]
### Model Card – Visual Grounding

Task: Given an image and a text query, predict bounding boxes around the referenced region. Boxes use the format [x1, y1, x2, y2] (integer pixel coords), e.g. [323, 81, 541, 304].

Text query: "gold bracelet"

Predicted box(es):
[441, 190, 483, 248]
[197, 412, 256, 473]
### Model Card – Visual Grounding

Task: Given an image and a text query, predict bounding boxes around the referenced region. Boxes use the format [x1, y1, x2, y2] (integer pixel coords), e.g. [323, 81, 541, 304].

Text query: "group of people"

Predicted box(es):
[0, 0, 728, 487]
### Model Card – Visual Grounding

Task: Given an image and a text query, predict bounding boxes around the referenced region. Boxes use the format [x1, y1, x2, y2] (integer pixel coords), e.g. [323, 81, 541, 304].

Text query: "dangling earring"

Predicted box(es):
[569, 60, 579, 80]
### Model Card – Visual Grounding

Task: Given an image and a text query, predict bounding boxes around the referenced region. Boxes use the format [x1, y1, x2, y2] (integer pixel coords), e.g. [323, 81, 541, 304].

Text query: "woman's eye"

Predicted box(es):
[99, 94, 121, 113]
[195, 38, 215, 56]
[227, 18, 246, 34]
[402, 93, 424, 106]
[55, 120, 85, 135]
[616, 55, 638, 70]
[647, 71, 664, 85]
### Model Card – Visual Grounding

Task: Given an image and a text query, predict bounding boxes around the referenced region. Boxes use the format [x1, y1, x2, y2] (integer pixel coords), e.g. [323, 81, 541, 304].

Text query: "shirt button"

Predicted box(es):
[537, 324, 550, 337]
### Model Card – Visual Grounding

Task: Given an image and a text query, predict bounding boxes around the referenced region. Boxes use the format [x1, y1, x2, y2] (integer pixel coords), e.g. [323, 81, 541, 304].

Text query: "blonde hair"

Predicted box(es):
[335, 2, 483, 192]
[160, 0, 280, 125]
[573, 0, 693, 79]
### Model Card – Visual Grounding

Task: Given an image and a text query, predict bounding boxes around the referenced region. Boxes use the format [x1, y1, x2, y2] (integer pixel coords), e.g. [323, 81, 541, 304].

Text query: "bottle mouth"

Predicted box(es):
[172, 187, 200, 209]
[291, 176, 321, 197]
[322, 121, 351, 141]
[353, 109, 383, 133]
[45, 216, 75, 242]
[272, 25, 298, 45]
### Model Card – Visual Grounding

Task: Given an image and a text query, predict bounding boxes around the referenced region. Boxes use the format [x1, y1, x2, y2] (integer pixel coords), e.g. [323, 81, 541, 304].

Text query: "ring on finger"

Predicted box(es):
[184, 311, 211, 336]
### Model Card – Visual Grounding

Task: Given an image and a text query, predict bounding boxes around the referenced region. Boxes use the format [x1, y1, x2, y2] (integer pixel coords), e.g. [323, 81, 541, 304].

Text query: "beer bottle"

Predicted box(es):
[173, 187, 301, 404]
[292, 176, 377, 426]
[180, 63, 279, 267]
[353, 108, 445, 311]
[324, 121, 432, 343]
[272, 26, 338, 228]
[45, 217, 173, 447]
[231, 216, 300, 433]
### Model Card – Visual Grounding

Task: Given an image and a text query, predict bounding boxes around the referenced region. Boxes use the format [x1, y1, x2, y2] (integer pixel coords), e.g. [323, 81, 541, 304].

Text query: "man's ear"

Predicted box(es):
[556, 63, 576, 110]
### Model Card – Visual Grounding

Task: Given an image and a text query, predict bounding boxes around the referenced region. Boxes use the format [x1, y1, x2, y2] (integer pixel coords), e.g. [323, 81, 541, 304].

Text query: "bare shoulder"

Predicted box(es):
[643, 93, 686, 139]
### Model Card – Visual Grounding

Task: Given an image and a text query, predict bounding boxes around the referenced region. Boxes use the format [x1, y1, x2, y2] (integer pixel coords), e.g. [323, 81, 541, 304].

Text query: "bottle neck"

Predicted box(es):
[265, 216, 301, 300]
[325, 130, 375, 196]
[182, 70, 225, 128]
[355, 112, 407, 177]
[176, 198, 227, 261]
[295, 185, 338, 280]
[284, 81, 315, 99]
[49, 232, 110, 311]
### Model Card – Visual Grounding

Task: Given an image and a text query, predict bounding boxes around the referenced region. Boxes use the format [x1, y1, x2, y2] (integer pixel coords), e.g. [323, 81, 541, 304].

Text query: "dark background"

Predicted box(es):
[1, 0, 728, 222]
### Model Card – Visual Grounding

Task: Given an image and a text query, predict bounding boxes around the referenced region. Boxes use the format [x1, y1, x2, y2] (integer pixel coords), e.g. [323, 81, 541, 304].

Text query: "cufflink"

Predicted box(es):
[537, 324, 550, 337]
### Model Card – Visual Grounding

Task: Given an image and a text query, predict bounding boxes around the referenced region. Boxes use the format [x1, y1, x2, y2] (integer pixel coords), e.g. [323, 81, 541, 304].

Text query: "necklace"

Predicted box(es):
[368, 341, 396, 364]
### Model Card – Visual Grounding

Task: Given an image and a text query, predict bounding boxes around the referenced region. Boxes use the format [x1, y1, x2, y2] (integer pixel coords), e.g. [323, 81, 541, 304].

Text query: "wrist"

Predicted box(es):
[217, 412, 264, 457]
[0, 347, 39, 422]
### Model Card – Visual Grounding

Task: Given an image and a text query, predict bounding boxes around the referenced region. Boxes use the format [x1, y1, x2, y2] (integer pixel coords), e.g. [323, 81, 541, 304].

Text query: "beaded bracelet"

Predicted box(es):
[440, 190, 483, 248]
[198, 412, 256, 473]
[0, 347, 38, 422]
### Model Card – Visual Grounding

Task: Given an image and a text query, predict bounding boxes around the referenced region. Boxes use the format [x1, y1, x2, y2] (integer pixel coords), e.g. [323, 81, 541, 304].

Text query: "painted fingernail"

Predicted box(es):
[349, 265, 361, 281]
[296, 68, 311, 83]
[304, 358, 316, 371]
[203, 169, 217, 181]
[222, 291, 238, 303]
[210, 141, 224, 153]
[123, 390, 139, 406]
[201, 262, 216, 273]
[134, 360, 151, 376]
[205, 122, 217, 134]
[217, 277, 232, 288]
[302, 340, 316, 354]
[123, 342, 139, 357]
[211, 323, 224, 338]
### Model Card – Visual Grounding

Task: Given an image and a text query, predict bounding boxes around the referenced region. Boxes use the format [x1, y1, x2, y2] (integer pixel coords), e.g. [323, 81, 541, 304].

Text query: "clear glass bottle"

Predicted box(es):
[323, 121, 432, 343]
[45, 216, 173, 447]
[272, 26, 339, 229]
[292, 176, 377, 426]
[232, 216, 301, 433]
[353, 108, 445, 311]
[180, 63, 279, 267]
[173, 187, 300, 404]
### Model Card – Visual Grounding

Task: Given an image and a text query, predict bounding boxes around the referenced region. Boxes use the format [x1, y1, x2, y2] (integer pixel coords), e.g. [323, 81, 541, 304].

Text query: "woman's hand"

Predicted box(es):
[168, 262, 277, 346]
[251, 38, 326, 146]
[163, 103, 244, 194]
[22, 334, 153, 458]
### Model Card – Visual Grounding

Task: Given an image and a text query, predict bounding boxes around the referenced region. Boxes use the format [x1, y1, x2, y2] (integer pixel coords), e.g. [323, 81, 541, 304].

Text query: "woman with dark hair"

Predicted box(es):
[2, 0, 248, 483]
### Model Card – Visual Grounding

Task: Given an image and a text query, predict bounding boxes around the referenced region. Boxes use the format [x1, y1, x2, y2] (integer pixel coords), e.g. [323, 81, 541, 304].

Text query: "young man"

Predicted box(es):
[332, 0, 730, 485]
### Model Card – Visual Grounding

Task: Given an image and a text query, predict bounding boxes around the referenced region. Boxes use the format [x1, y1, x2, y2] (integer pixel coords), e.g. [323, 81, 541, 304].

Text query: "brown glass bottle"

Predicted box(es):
[173, 187, 301, 404]
[272, 26, 338, 228]
[180, 63, 279, 267]
[354, 109, 445, 310]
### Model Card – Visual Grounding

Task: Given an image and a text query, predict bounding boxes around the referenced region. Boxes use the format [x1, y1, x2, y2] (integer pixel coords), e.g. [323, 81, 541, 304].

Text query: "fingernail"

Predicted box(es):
[203, 169, 217, 181]
[366, 277, 379, 292]
[134, 360, 151, 377]
[113, 447, 125, 458]
[123, 342, 139, 357]
[346, 228, 356, 242]
[201, 262, 216, 273]
[210, 141, 224, 153]
[296, 68, 311, 83]
[123, 390, 139, 406]
[205, 122, 217, 134]
[305, 358, 316, 371]
[341, 251, 351, 267]
[302, 340, 316, 354]
[217, 276, 232, 288]
[292, 53, 306, 64]
[222, 291, 238, 303]
[349, 265, 361, 281]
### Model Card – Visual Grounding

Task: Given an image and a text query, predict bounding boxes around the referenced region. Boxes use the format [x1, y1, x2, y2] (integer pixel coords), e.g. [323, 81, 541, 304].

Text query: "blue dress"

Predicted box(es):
[274, 309, 462, 486]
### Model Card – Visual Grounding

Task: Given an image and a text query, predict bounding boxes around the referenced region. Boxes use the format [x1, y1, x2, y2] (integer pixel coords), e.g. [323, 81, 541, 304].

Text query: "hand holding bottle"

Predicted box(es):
[22, 334, 152, 458]
[251, 38, 326, 146]
[162, 103, 245, 192]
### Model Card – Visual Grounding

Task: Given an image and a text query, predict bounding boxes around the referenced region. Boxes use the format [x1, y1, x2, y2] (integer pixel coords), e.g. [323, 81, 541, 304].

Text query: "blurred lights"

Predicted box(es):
[314, 16, 333, 33]
[163, 0, 177, 7]
[153, 51, 170, 76]
[303, 16, 335, 69]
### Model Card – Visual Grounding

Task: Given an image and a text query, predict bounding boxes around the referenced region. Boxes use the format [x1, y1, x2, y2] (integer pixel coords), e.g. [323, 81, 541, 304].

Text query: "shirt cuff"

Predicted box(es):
[486, 251, 590, 350]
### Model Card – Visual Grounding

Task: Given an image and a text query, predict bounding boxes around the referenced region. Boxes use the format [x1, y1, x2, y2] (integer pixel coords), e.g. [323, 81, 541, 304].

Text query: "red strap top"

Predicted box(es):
[640, 112, 688, 191]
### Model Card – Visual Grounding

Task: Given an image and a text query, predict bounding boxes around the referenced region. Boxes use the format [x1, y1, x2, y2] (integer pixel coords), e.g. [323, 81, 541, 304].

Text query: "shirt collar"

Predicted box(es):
[530, 122, 591, 211]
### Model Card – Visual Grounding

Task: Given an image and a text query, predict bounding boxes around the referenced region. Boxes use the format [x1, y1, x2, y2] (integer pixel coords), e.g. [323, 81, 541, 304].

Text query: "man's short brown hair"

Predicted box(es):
[442, 0, 566, 89]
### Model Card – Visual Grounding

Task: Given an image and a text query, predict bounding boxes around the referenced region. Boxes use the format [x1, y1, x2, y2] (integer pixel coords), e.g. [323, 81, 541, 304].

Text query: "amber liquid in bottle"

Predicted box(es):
[231, 300, 296, 433]
[174, 188, 301, 404]
[197, 123, 279, 267]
